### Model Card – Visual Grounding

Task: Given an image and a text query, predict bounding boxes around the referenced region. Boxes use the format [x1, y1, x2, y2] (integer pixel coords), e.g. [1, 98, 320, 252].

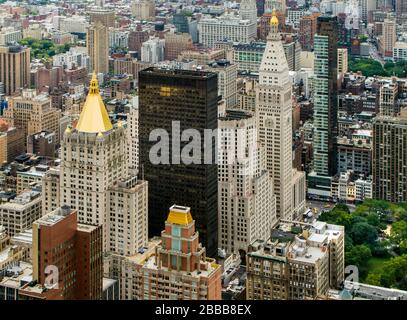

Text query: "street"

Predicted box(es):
[368, 41, 385, 66]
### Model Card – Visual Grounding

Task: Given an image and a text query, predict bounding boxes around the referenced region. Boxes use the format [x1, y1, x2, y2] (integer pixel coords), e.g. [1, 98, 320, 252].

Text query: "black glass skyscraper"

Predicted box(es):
[139, 67, 219, 257]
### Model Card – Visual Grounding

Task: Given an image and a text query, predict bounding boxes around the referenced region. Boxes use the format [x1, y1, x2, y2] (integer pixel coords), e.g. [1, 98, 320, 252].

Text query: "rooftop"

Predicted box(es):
[0, 261, 33, 289]
[75, 73, 113, 134]
[166, 205, 193, 226]
[140, 66, 217, 79]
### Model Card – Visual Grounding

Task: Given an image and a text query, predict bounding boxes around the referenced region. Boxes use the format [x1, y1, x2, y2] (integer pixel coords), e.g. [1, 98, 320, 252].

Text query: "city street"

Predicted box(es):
[368, 41, 385, 66]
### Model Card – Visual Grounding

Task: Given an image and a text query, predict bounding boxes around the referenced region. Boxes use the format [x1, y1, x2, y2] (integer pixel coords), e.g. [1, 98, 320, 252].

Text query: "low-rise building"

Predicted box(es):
[0, 190, 42, 237]
[246, 220, 344, 300]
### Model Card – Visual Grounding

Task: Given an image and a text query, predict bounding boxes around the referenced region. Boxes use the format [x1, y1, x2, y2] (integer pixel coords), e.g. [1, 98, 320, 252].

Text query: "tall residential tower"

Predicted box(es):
[308, 16, 338, 199]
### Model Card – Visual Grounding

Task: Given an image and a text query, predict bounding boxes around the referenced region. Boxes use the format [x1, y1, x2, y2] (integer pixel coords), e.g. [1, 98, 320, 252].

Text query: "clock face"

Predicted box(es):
[265, 117, 274, 128]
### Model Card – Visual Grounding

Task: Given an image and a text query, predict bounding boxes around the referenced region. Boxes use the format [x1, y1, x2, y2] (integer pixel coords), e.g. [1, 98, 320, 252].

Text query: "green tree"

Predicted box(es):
[365, 255, 407, 290]
[345, 245, 372, 278]
[365, 272, 382, 286]
[391, 220, 407, 254]
[348, 58, 389, 77]
[350, 222, 378, 246]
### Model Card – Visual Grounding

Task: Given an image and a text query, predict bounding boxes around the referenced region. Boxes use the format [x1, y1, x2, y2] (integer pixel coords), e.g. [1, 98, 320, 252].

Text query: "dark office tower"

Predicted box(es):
[139, 68, 218, 257]
[256, 0, 265, 16]
[308, 16, 338, 199]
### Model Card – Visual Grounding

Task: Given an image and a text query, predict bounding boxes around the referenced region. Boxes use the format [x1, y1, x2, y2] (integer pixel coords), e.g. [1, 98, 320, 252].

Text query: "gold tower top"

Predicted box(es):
[166, 205, 193, 225]
[75, 72, 113, 133]
[270, 9, 279, 26]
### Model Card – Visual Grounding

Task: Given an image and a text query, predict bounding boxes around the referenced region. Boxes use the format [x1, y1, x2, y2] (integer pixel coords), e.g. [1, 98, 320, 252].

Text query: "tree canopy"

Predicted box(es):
[19, 38, 71, 61]
[319, 200, 407, 287]
[349, 57, 407, 78]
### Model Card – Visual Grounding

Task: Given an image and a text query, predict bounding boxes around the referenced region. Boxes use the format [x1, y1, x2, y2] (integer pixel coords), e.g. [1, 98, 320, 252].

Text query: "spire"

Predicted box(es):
[270, 9, 279, 27]
[268, 9, 280, 40]
[75, 72, 113, 133]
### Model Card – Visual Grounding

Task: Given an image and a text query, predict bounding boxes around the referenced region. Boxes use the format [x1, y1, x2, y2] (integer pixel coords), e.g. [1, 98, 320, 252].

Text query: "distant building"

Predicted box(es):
[0, 28, 22, 46]
[0, 120, 25, 165]
[198, 16, 256, 47]
[337, 48, 348, 77]
[299, 13, 320, 51]
[178, 48, 225, 65]
[233, 42, 265, 73]
[131, 0, 155, 21]
[379, 18, 396, 57]
[109, 28, 129, 49]
[138, 67, 219, 256]
[164, 32, 193, 61]
[140, 37, 165, 64]
[218, 110, 276, 256]
[206, 60, 238, 109]
[173, 12, 198, 43]
[308, 16, 339, 199]
[53, 47, 90, 70]
[0, 190, 41, 237]
[89, 9, 116, 28]
[4, 89, 61, 146]
[87, 22, 109, 74]
[337, 130, 372, 176]
[26, 131, 56, 159]
[0, 45, 30, 96]
[393, 42, 407, 61]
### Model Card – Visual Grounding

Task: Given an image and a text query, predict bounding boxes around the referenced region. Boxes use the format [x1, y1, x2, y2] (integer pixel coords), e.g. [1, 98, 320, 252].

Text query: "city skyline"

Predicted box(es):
[0, 0, 406, 304]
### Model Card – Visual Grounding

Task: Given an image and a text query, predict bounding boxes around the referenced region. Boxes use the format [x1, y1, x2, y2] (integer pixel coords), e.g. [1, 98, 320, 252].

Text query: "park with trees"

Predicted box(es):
[349, 57, 407, 78]
[18, 38, 71, 61]
[319, 200, 407, 290]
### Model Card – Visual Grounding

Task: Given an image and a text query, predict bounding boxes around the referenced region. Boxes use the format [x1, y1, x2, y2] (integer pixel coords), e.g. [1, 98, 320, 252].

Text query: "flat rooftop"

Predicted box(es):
[219, 109, 252, 121]
[140, 67, 217, 80]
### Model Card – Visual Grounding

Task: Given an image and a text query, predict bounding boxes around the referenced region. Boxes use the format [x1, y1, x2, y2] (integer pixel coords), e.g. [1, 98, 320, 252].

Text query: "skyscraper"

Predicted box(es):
[31, 206, 103, 300]
[379, 18, 396, 58]
[0, 45, 30, 96]
[299, 13, 320, 51]
[308, 16, 338, 199]
[60, 74, 148, 256]
[255, 11, 294, 220]
[138, 67, 218, 256]
[89, 9, 116, 28]
[164, 32, 193, 61]
[373, 109, 407, 202]
[218, 110, 276, 256]
[5, 89, 61, 146]
[121, 205, 222, 300]
[131, 0, 155, 20]
[240, 0, 258, 26]
[396, 0, 407, 20]
[86, 22, 109, 74]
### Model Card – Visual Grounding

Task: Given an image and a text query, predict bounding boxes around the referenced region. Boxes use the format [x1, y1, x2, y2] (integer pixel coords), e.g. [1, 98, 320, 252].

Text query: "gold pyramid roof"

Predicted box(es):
[76, 72, 113, 133]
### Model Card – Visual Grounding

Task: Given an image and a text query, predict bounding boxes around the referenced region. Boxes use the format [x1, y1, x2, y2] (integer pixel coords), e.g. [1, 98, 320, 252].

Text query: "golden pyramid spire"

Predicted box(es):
[76, 72, 113, 133]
